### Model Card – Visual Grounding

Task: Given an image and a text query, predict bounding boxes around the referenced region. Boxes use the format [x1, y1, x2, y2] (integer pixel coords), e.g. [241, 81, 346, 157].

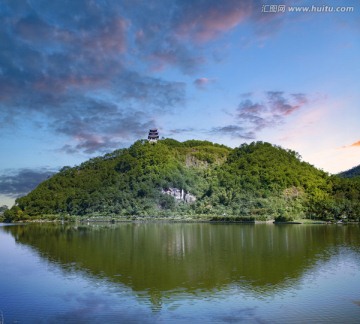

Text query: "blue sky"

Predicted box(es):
[0, 0, 359, 206]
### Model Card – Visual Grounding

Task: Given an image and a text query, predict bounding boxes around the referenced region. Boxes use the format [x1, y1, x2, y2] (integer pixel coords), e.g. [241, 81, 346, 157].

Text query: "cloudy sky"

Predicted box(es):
[0, 0, 359, 206]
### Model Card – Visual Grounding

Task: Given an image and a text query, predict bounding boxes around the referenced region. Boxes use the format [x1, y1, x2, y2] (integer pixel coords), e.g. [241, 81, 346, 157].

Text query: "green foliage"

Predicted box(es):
[274, 215, 295, 222]
[3, 205, 29, 222]
[338, 164, 360, 178]
[0, 205, 8, 222]
[9, 140, 360, 222]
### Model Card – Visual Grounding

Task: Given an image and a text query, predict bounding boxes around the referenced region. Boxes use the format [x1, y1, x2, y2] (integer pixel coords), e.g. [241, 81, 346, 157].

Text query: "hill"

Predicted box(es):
[338, 165, 360, 178]
[3, 139, 360, 222]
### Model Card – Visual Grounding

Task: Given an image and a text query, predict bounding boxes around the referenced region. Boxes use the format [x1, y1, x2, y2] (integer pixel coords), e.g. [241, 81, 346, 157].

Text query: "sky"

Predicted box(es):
[0, 0, 359, 207]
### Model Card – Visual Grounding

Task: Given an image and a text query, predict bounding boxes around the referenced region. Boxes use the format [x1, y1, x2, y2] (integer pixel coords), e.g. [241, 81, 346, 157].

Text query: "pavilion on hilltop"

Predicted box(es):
[148, 129, 159, 143]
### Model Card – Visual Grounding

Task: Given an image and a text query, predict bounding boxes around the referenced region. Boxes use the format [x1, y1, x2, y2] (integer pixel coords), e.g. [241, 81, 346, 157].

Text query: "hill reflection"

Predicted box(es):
[3, 223, 360, 303]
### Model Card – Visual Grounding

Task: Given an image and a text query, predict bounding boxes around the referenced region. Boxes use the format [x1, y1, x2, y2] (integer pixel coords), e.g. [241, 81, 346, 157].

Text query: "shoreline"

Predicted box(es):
[3, 217, 357, 225]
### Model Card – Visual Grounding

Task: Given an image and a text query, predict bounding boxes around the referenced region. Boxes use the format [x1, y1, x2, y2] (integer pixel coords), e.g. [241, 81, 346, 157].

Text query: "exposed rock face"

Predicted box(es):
[162, 188, 196, 203]
[184, 193, 196, 203]
[185, 154, 208, 168]
[162, 188, 184, 200]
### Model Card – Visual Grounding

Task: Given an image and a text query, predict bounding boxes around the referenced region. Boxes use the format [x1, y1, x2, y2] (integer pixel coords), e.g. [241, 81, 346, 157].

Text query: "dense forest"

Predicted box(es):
[3, 139, 360, 222]
[339, 165, 360, 178]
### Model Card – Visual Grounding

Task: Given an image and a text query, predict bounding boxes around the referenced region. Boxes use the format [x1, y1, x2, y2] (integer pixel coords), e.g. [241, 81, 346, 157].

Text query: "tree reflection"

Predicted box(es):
[3, 223, 360, 304]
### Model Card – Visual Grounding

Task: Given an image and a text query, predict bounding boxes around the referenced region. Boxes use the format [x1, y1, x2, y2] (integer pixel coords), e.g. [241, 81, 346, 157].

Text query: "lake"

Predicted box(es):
[1, 222, 360, 323]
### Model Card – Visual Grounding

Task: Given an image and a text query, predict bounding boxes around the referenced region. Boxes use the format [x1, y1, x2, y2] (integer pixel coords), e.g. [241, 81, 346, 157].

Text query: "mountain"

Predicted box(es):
[3, 139, 360, 222]
[338, 165, 360, 178]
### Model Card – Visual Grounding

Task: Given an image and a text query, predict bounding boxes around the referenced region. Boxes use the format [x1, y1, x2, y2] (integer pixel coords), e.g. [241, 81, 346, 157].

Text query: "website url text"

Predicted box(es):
[262, 5, 354, 13]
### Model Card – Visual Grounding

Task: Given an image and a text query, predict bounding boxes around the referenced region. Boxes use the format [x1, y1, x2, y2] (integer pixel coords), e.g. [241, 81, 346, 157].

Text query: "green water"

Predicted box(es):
[1, 222, 360, 323]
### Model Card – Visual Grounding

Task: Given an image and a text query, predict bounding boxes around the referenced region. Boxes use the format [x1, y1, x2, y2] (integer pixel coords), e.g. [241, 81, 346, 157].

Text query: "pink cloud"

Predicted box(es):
[33, 74, 108, 94]
[341, 140, 360, 150]
[236, 91, 311, 134]
[0, 81, 17, 101]
[81, 18, 128, 54]
[97, 18, 128, 53]
[25, 17, 129, 94]
[175, 3, 251, 43]
[135, 29, 145, 46]
[148, 50, 205, 74]
[15, 15, 54, 42]
[16, 14, 128, 55]
[194, 77, 215, 89]
[149, 52, 178, 71]
[267, 92, 308, 117]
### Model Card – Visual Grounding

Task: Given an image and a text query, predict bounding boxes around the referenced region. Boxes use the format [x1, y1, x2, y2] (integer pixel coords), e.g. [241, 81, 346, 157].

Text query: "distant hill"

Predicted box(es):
[3, 139, 360, 222]
[338, 165, 360, 178]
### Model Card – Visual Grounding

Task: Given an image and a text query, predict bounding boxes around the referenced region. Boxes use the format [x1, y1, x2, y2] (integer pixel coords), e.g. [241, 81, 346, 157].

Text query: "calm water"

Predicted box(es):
[1, 222, 360, 323]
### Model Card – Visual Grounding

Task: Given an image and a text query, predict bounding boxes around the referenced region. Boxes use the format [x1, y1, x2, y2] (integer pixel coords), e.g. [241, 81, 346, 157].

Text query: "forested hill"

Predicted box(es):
[338, 165, 360, 178]
[3, 139, 360, 222]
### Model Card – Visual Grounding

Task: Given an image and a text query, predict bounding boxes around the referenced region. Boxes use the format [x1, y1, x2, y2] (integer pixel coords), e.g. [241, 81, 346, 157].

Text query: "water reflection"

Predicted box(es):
[3, 222, 360, 306]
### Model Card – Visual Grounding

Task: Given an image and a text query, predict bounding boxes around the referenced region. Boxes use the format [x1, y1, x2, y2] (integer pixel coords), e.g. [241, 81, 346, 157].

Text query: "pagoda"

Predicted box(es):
[148, 129, 159, 143]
